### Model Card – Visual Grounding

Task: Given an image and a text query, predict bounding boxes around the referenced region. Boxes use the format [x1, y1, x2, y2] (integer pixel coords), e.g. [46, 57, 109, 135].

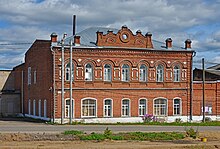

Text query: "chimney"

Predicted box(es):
[74, 35, 80, 46]
[166, 38, 172, 49]
[185, 39, 192, 49]
[50, 32, 57, 46]
[145, 32, 153, 48]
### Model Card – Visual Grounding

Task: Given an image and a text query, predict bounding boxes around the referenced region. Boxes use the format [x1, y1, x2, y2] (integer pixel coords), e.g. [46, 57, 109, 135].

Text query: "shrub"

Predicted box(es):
[175, 118, 182, 123]
[205, 117, 212, 122]
[185, 127, 198, 139]
[142, 114, 155, 123]
[64, 130, 84, 135]
[104, 127, 112, 139]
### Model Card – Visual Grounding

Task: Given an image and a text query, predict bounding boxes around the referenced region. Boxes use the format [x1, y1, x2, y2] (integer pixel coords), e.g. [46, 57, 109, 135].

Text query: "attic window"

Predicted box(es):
[122, 34, 128, 40]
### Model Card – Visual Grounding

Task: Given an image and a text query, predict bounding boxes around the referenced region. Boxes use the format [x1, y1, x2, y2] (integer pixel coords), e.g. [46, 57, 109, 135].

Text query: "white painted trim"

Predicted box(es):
[153, 97, 168, 116]
[173, 97, 182, 116]
[138, 98, 148, 116]
[103, 98, 113, 117]
[64, 98, 75, 118]
[121, 98, 131, 117]
[81, 97, 97, 118]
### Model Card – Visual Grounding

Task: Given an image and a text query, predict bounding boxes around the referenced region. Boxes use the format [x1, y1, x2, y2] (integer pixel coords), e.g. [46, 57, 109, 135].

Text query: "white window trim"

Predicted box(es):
[81, 97, 97, 118]
[156, 65, 164, 82]
[103, 98, 113, 117]
[121, 64, 130, 82]
[139, 64, 147, 82]
[173, 66, 180, 82]
[153, 97, 168, 116]
[64, 98, 74, 118]
[121, 98, 131, 117]
[65, 63, 74, 81]
[173, 97, 182, 116]
[104, 64, 112, 82]
[85, 63, 93, 81]
[138, 98, 147, 116]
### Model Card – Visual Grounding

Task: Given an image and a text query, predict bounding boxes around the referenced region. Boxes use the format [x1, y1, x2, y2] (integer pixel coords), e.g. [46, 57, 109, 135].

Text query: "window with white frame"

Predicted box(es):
[33, 100, 36, 116]
[154, 98, 167, 116]
[65, 99, 74, 118]
[65, 63, 74, 81]
[122, 99, 130, 117]
[140, 64, 147, 82]
[173, 65, 180, 82]
[28, 99, 31, 115]
[104, 64, 111, 81]
[38, 100, 41, 117]
[34, 70, 37, 84]
[173, 98, 181, 115]
[156, 65, 164, 82]
[104, 99, 112, 117]
[44, 99, 47, 118]
[82, 99, 96, 117]
[121, 64, 130, 82]
[139, 99, 147, 116]
[85, 63, 93, 81]
[28, 67, 31, 85]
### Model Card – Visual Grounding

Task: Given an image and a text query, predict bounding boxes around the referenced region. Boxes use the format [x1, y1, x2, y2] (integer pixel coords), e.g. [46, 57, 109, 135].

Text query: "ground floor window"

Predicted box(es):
[28, 99, 31, 115]
[173, 98, 181, 115]
[33, 100, 36, 116]
[139, 99, 147, 116]
[38, 100, 41, 117]
[154, 98, 167, 116]
[122, 99, 130, 117]
[44, 99, 47, 118]
[104, 99, 112, 117]
[65, 99, 74, 118]
[82, 99, 96, 117]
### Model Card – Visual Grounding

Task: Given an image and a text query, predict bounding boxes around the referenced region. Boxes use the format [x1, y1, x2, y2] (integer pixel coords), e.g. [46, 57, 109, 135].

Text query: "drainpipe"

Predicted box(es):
[70, 40, 73, 124]
[190, 51, 196, 121]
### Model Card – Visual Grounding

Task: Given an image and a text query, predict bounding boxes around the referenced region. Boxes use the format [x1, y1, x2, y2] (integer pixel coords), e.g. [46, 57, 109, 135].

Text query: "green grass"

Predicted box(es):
[63, 130, 185, 141]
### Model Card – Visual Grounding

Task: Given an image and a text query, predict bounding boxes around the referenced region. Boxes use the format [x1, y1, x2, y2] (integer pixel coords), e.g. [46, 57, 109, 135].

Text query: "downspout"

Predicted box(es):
[50, 45, 56, 123]
[190, 51, 196, 121]
[69, 40, 73, 124]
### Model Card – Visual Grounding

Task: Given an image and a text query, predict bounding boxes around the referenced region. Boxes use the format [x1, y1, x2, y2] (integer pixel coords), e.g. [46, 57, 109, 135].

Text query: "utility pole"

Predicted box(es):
[69, 40, 73, 124]
[202, 58, 205, 122]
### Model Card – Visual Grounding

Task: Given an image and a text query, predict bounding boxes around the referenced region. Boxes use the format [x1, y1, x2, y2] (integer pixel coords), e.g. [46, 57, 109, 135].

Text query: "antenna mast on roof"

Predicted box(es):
[73, 15, 76, 36]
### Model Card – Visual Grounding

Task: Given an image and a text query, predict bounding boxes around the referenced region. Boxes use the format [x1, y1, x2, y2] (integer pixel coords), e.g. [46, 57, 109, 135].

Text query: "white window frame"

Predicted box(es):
[65, 63, 74, 81]
[104, 64, 112, 82]
[65, 98, 74, 118]
[139, 98, 147, 116]
[33, 99, 36, 116]
[85, 63, 93, 81]
[44, 99, 47, 118]
[38, 99, 41, 117]
[121, 64, 130, 82]
[173, 65, 180, 82]
[139, 64, 147, 82]
[28, 99, 31, 115]
[173, 98, 182, 115]
[121, 98, 130, 117]
[103, 98, 113, 117]
[34, 70, 37, 84]
[81, 98, 97, 118]
[153, 98, 168, 116]
[28, 67, 31, 85]
[156, 65, 164, 82]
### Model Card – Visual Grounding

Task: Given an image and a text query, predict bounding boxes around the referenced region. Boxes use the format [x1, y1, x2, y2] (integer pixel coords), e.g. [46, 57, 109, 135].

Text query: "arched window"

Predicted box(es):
[156, 65, 164, 82]
[65, 99, 74, 118]
[122, 99, 130, 117]
[121, 64, 130, 82]
[104, 99, 112, 117]
[38, 99, 41, 117]
[140, 64, 147, 82]
[82, 98, 96, 117]
[85, 63, 93, 81]
[154, 98, 167, 116]
[173, 98, 181, 115]
[104, 64, 111, 81]
[139, 99, 147, 116]
[173, 65, 180, 82]
[65, 63, 74, 81]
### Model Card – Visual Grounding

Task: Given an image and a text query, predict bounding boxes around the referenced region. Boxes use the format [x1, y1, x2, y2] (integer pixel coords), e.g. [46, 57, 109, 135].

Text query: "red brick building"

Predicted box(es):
[14, 26, 198, 123]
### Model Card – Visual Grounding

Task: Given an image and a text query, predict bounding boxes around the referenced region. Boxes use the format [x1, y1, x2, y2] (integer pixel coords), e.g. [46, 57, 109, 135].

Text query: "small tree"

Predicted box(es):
[142, 114, 155, 123]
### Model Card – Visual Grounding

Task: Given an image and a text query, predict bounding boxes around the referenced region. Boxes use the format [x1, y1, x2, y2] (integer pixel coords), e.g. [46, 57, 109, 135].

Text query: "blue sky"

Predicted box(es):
[0, 0, 220, 69]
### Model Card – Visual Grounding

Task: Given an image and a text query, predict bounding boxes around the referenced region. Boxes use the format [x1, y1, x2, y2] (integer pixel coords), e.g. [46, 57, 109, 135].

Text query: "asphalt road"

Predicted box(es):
[0, 119, 220, 134]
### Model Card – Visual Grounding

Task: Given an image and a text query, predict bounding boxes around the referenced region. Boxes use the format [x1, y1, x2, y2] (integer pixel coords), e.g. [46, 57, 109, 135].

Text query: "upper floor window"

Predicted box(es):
[139, 99, 147, 116]
[121, 64, 130, 82]
[28, 67, 31, 85]
[173, 98, 181, 115]
[173, 65, 180, 82]
[65, 63, 74, 81]
[140, 64, 147, 82]
[34, 70, 37, 84]
[156, 65, 164, 82]
[85, 63, 93, 81]
[104, 64, 111, 81]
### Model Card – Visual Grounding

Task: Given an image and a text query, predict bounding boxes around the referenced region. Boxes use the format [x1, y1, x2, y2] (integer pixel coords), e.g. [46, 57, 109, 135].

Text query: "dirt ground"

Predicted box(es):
[0, 131, 220, 149]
